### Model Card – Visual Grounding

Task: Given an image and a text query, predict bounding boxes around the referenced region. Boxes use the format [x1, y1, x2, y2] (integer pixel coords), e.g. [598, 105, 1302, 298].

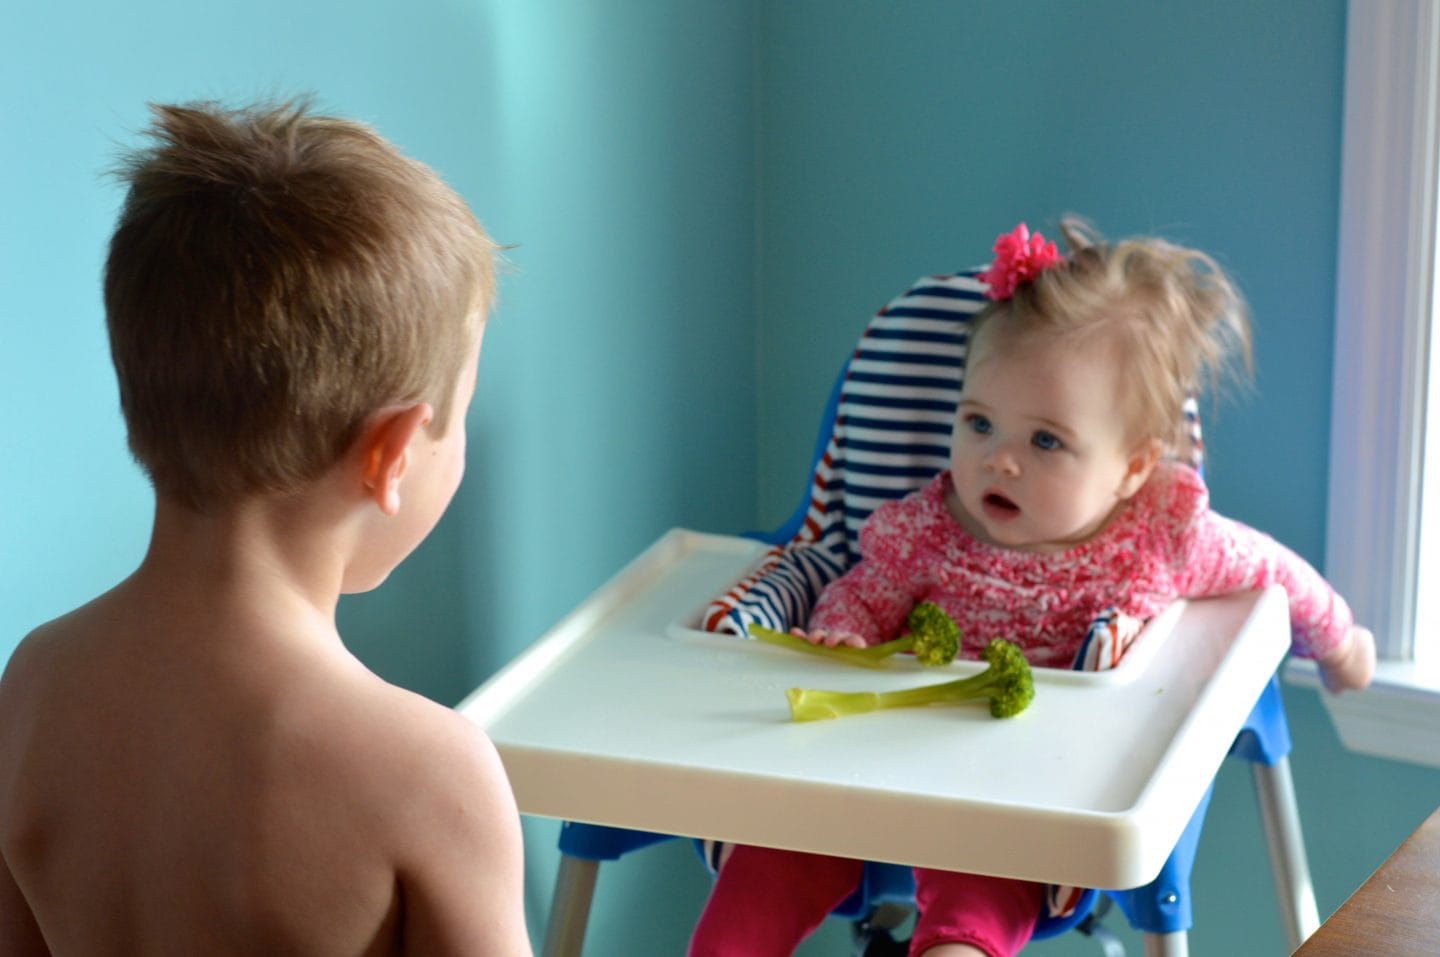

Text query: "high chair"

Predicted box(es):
[516, 270, 1321, 957]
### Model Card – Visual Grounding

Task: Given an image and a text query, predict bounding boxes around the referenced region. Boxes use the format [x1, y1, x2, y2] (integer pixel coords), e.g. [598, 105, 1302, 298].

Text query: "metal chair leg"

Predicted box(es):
[1074, 896, 1126, 957]
[542, 854, 600, 957]
[850, 903, 913, 957]
[1142, 931, 1188, 957]
[1251, 756, 1321, 950]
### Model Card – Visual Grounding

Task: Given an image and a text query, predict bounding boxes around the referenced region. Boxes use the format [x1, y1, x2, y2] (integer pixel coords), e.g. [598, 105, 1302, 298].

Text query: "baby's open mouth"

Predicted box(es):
[982, 492, 1020, 516]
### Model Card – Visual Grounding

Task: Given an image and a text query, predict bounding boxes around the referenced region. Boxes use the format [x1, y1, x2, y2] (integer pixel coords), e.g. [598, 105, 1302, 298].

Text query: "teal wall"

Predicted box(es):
[3, 2, 1437, 955]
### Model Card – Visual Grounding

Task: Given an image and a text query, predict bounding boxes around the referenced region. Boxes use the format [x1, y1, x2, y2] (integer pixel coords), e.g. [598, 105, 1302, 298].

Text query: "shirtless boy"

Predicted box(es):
[0, 100, 531, 955]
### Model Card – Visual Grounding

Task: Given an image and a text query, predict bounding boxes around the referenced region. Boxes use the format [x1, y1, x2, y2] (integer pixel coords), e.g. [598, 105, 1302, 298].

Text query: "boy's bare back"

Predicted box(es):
[0, 100, 529, 955]
[0, 567, 527, 955]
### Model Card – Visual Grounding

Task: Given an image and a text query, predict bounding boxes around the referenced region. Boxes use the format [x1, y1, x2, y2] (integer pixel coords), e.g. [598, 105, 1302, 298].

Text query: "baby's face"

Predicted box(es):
[946, 327, 1148, 553]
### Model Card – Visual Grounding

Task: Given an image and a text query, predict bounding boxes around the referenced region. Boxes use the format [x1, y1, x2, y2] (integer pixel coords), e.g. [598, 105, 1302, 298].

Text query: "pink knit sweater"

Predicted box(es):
[808, 463, 1351, 669]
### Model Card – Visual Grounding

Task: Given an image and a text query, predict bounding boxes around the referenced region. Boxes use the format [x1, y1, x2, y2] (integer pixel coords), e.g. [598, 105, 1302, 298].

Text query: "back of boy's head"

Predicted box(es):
[974, 217, 1253, 455]
[105, 98, 498, 511]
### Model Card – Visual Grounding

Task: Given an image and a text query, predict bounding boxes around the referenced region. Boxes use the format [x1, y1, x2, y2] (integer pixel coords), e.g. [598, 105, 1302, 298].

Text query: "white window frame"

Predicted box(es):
[1286, 0, 1440, 769]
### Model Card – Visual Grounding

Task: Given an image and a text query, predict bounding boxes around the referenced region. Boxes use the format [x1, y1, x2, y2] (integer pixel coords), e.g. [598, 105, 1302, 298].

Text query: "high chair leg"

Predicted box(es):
[1251, 757, 1320, 950]
[542, 854, 599, 957]
[1142, 931, 1187, 956]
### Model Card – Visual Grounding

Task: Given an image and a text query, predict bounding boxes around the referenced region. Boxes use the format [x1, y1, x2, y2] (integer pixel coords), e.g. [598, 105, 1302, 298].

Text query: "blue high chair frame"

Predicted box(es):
[541, 271, 1320, 957]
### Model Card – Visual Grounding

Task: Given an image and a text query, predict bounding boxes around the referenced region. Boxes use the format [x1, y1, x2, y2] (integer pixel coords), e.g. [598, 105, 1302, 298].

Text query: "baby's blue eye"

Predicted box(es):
[965, 414, 993, 436]
[1031, 430, 1062, 451]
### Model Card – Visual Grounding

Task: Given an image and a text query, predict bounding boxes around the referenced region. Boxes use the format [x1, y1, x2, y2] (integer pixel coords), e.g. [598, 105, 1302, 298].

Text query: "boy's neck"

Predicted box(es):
[131, 494, 351, 645]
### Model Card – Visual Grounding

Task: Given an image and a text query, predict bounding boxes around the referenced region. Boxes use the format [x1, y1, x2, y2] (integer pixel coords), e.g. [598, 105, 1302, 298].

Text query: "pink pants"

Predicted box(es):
[688, 844, 1042, 957]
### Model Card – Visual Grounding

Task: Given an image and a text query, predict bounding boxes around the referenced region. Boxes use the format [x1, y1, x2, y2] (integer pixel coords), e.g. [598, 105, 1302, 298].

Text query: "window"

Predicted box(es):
[1288, 0, 1440, 769]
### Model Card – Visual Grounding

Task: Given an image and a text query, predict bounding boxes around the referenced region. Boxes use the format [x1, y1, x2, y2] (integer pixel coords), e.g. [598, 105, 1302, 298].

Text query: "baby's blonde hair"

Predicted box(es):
[971, 217, 1253, 456]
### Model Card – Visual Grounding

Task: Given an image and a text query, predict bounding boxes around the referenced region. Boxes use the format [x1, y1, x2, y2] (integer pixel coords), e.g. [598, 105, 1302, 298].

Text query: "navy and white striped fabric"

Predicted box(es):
[704, 271, 985, 635]
[703, 269, 1204, 637]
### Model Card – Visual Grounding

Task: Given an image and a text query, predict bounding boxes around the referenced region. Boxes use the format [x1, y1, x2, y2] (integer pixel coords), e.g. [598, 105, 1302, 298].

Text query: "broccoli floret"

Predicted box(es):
[785, 638, 1035, 721]
[747, 602, 959, 669]
[896, 602, 961, 666]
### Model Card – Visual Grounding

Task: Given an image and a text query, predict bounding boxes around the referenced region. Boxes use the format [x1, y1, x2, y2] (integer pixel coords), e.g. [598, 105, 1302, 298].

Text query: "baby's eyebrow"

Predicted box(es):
[1031, 417, 1078, 439]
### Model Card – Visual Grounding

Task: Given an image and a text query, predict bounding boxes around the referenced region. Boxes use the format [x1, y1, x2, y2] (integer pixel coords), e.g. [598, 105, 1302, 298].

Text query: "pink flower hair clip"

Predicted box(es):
[978, 223, 1063, 300]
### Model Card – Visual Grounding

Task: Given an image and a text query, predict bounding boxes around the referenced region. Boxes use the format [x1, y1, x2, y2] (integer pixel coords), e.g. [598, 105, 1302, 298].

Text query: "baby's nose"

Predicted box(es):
[982, 447, 1021, 476]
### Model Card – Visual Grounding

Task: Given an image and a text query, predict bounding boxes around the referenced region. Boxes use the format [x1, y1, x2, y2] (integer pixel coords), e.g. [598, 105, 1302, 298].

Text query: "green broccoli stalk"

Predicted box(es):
[785, 638, 1035, 721]
[748, 602, 960, 669]
[747, 625, 894, 669]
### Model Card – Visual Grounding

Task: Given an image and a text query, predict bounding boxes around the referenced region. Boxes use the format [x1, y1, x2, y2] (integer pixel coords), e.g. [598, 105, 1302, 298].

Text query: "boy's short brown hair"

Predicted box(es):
[104, 99, 497, 511]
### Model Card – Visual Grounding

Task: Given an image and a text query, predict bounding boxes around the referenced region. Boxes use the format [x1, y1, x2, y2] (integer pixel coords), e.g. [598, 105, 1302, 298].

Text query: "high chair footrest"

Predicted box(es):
[557, 821, 676, 861]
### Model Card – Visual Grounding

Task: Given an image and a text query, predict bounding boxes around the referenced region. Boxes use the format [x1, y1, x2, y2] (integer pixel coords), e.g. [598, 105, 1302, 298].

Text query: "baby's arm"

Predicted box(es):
[798, 488, 935, 648]
[1177, 509, 1371, 692]
[1316, 625, 1376, 693]
[397, 712, 531, 956]
[802, 558, 920, 648]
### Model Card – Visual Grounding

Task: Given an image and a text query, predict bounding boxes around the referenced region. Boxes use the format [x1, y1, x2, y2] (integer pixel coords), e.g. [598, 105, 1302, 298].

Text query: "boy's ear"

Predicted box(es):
[358, 403, 434, 516]
[1117, 437, 1164, 500]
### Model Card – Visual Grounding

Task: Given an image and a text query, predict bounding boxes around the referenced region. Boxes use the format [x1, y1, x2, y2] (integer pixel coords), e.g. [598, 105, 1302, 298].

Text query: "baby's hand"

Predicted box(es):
[1317, 625, 1376, 694]
[788, 627, 867, 650]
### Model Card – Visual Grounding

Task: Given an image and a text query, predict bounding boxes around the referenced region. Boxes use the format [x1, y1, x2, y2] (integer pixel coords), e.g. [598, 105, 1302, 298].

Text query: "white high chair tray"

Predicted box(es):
[459, 529, 1290, 890]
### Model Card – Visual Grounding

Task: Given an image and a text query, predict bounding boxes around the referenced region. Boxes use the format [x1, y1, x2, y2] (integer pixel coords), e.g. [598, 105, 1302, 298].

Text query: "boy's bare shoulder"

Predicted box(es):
[234, 635, 521, 872]
[1, 593, 513, 827]
[0, 603, 100, 741]
[331, 666, 530, 954]
[344, 670, 515, 822]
